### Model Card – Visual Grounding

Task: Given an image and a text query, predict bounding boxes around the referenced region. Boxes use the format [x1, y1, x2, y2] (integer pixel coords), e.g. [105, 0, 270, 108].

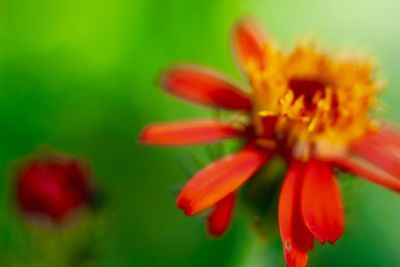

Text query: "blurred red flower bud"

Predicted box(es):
[15, 152, 93, 224]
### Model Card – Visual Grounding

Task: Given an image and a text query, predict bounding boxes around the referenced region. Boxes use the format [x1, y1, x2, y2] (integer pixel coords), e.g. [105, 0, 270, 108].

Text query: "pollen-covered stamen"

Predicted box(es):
[279, 78, 333, 125]
[244, 38, 379, 159]
[288, 78, 326, 112]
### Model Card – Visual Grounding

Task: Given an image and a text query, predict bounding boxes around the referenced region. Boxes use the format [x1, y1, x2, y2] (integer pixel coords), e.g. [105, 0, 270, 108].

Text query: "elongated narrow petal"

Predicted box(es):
[207, 192, 236, 237]
[383, 124, 400, 146]
[351, 139, 400, 179]
[279, 161, 314, 267]
[161, 65, 252, 110]
[351, 127, 400, 179]
[177, 146, 269, 216]
[332, 155, 400, 192]
[232, 18, 266, 71]
[369, 124, 400, 148]
[301, 159, 344, 244]
[140, 120, 244, 146]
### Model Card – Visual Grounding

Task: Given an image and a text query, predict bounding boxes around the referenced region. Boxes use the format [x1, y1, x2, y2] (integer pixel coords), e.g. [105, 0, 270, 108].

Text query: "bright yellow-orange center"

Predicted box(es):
[246, 42, 381, 159]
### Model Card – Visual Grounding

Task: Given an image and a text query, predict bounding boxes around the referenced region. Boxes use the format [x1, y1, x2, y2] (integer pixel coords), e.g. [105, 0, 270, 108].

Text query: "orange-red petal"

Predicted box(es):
[232, 18, 266, 71]
[207, 192, 236, 237]
[368, 124, 400, 148]
[279, 161, 314, 267]
[301, 159, 344, 244]
[332, 154, 400, 193]
[161, 65, 252, 110]
[177, 146, 269, 216]
[140, 119, 244, 146]
[351, 128, 400, 179]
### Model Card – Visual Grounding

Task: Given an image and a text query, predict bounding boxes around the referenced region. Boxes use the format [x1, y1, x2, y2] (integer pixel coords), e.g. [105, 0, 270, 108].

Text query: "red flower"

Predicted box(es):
[140, 18, 400, 266]
[16, 152, 92, 224]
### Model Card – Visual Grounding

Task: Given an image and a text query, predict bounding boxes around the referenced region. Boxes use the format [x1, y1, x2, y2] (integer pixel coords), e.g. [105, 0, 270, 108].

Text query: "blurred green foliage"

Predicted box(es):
[1, 0, 400, 266]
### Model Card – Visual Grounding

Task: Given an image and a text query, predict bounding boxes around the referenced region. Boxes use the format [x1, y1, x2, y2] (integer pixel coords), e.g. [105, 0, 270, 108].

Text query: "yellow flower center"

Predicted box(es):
[246, 42, 381, 159]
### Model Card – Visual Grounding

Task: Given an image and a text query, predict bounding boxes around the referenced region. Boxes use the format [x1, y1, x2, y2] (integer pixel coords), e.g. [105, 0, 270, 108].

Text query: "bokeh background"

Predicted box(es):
[1, 0, 400, 266]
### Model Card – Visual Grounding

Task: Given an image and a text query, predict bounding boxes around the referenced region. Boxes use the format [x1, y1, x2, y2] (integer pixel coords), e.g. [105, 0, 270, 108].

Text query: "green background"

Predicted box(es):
[1, 0, 400, 266]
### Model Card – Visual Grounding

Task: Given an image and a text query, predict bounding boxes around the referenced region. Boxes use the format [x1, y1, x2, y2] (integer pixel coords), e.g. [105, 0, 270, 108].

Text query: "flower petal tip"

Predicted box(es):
[159, 66, 177, 92]
[232, 17, 267, 71]
[206, 193, 235, 237]
[301, 160, 344, 246]
[159, 65, 252, 110]
[284, 247, 309, 267]
[138, 126, 152, 144]
[207, 222, 226, 237]
[307, 224, 343, 245]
